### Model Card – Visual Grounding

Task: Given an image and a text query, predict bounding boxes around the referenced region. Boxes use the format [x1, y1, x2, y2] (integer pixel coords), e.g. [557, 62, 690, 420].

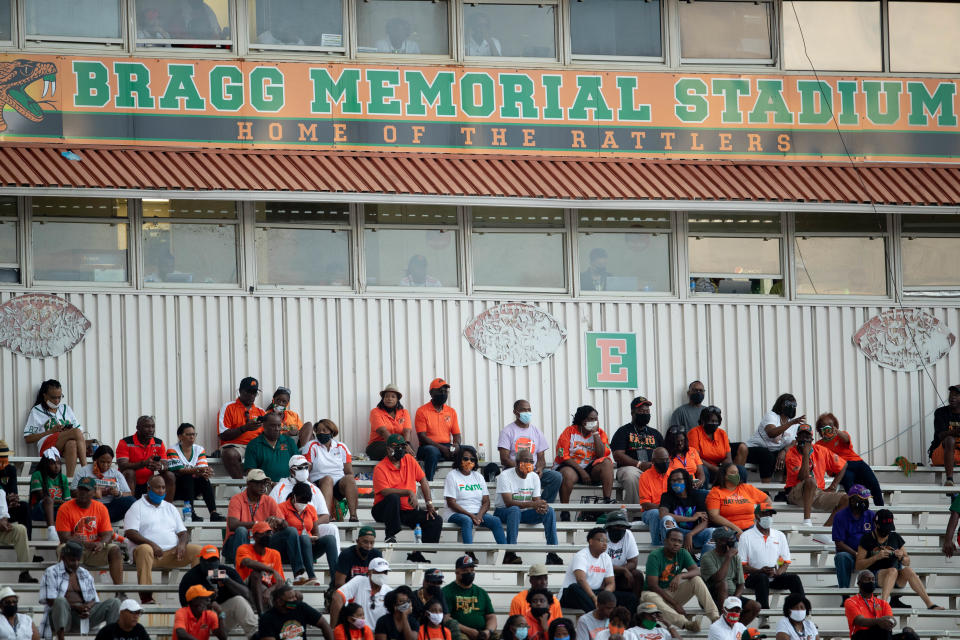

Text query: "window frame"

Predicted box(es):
[353, 0, 455, 61]
[567, 0, 666, 64]
[461, 0, 562, 63]
[0, 196, 20, 285]
[246, 0, 347, 55]
[133, 0, 236, 52]
[677, 0, 778, 67]
[21, 0, 126, 48]
[898, 212, 960, 296]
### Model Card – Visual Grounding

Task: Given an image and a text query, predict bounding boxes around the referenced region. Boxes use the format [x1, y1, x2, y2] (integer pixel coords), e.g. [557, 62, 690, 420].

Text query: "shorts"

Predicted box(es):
[221, 443, 247, 456]
[39, 435, 60, 454]
[57, 542, 117, 567]
[787, 483, 846, 511]
[332, 477, 348, 501]
[931, 443, 960, 466]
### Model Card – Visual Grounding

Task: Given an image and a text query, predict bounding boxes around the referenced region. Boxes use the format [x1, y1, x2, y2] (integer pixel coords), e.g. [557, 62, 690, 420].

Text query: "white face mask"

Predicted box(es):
[758, 516, 773, 530]
[428, 612, 444, 625]
[294, 502, 307, 513]
[274, 405, 286, 413]
[585, 421, 599, 431]
[370, 573, 388, 587]
[46, 400, 60, 410]
[789, 610, 807, 622]
[293, 469, 309, 483]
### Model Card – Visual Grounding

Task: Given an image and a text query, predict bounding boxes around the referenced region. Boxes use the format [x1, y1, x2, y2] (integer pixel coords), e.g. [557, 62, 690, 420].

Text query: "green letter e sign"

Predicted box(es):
[585, 332, 637, 389]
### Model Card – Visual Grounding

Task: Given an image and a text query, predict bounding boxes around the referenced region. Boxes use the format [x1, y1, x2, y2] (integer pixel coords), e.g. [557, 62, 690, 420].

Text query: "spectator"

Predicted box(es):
[739, 505, 804, 610]
[555, 406, 614, 510]
[368, 384, 415, 461]
[303, 419, 360, 522]
[855, 509, 943, 610]
[659, 467, 715, 555]
[224, 469, 281, 566]
[266, 385, 308, 440]
[269, 456, 341, 573]
[258, 583, 332, 640]
[708, 597, 746, 640]
[235, 522, 285, 614]
[603, 511, 643, 613]
[375, 17, 421, 54]
[465, 12, 502, 55]
[174, 585, 226, 640]
[611, 397, 663, 512]
[24, 379, 87, 477]
[444, 445, 505, 546]
[700, 528, 761, 627]
[276, 481, 326, 586]
[372, 434, 441, 561]
[335, 526, 383, 588]
[412, 569, 449, 623]
[336, 602, 374, 640]
[929, 384, 960, 486]
[844, 571, 920, 640]
[944, 491, 960, 558]
[706, 461, 772, 536]
[39, 540, 121, 640]
[641, 528, 719, 632]
[664, 428, 706, 489]
[815, 413, 883, 505]
[415, 378, 461, 481]
[502, 614, 529, 640]
[634, 601, 681, 640]
[595, 605, 637, 640]
[688, 407, 748, 485]
[670, 381, 707, 433]
[746, 394, 806, 483]
[0, 466, 36, 585]
[575, 592, 614, 640]
[419, 597, 452, 640]
[494, 449, 562, 565]
[117, 416, 174, 501]
[510, 564, 562, 617]
[443, 555, 497, 640]
[123, 474, 202, 604]
[0, 440, 32, 544]
[523, 588, 557, 640]
[30, 449, 70, 542]
[832, 485, 875, 588]
[218, 377, 266, 480]
[784, 426, 848, 528]
[244, 412, 298, 482]
[376, 586, 419, 640]
[332, 557, 393, 629]
[94, 599, 149, 640]
[638, 448, 672, 544]
[559, 527, 614, 612]
[774, 594, 818, 640]
[497, 400, 562, 501]
[178, 545, 257, 637]
[72, 445, 136, 523]
[548, 619, 575, 640]
[0, 586, 39, 640]
[55, 477, 122, 585]
[167, 422, 224, 522]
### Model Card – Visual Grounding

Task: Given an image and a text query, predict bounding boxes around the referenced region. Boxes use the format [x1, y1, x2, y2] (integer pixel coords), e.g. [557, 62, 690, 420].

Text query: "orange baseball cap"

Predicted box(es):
[185, 584, 214, 601]
[429, 378, 450, 391]
[199, 545, 219, 560]
[251, 521, 272, 534]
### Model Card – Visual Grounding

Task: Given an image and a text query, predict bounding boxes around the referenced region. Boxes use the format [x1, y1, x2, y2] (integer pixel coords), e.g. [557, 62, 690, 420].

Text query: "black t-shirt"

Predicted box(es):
[375, 613, 420, 640]
[95, 622, 151, 640]
[412, 586, 448, 616]
[259, 602, 323, 640]
[336, 545, 383, 580]
[858, 531, 905, 571]
[0, 464, 16, 496]
[658, 490, 708, 531]
[610, 423, 663, 464]
[930, 406, 960, 455]
[178, 562, 245, 606]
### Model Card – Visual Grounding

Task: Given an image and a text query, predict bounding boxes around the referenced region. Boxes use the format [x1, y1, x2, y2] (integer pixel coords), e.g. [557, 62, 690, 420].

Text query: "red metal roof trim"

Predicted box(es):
[0, 145, 958, 206]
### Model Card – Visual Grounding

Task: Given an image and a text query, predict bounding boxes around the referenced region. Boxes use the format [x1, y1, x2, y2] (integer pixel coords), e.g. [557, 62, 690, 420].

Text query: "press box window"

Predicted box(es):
[901, 214, 960, 291]
[32, 197, 129, 284]
[142, 199, 238, 286]
[783, 1, 881, 71]
[889, 2, 960, 73]
[463, 4, 557, 59]
[679, 0, 773, 62]
[472, 207, 565, 290]
[25, 0, 123, 44]
[570, 0, 662, 59]
[356, 0, 449, 55]
[135, 0, 232, 49]
[0, 1, 11, 42]
[0, 197, 18, 283]
[364, 204, 459, 289]
[687, 213, 782, 295]
[794, 213, 887, 296]
[255, 202, 351, 287]
[577, 211, 671, 293]
[249, 0, 344, 50]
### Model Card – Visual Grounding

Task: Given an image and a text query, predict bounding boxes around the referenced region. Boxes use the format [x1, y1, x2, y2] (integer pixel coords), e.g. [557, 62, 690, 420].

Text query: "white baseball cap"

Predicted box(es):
[289, 455, 309, 467]
[369, 557, 390, 572]
[723, 596, 743, 610]
[119, 599, 143, 613]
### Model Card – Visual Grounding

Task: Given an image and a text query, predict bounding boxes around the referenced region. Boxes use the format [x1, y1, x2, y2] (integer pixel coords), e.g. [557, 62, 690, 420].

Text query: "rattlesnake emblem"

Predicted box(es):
[0, 59, 57, 131]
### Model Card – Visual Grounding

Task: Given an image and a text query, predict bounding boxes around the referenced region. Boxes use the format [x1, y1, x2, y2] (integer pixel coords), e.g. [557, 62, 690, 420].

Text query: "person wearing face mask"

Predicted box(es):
[218, 377, 267, 481]
[705, 462, 772, 536]
[658, 468, 714, 557]
[31, 449, 71, 543]
[24, 379, 88, 478]
[259, 583, 332, 640]
[415, 378, 462, 481]
[738, 505, 804, 610]
[38, 540, 122, 640]
[602, 511, 642, 613]
[633, 602, 680, 640]
[502, 615, 530, 640]
[177, 545, 257, 638]
[670, 381, 707, 433]
[555, 405, 615, 512]
[173, 585, 227, 640]
[707, 597, 746, 640]
[244, 412, 298, 483]
[376, 586, 419, 640]
[547, 619, 576, 640]
[443, 555, 497, 640]
[522, 588, 556, 640]
[611, 397, 664, 514]
[496, 400, 562, 502]
[688, 407, 748, 485]
[559, 528, 615, 612]
[302, 419, 360, 521]
[72, 445, 136, 523]
[664, 429, 707, 491]
[368, 384, 415, 462]
[0, 586, 38, 640]
[509, 565, 563, 619]
[419, 598, 452, 640]
[336, 603, 374, 640]
[844, 571, 920, 640]
[494, 450, 562, 566]
[815, 413, 883, 505]
[783, 426, 848, 528]
[929, 384, 960, 487]
[335, 527, 383, 588]
[831, 486, 875, 589]
[270, 456, 343, 568]
[269, 386, 309, 440]
[641, 528, 719, 632]
[700, 528, 761, 627]
[592, 606, 639, 640]
[637, 448, 673, 545]
[443, 446, 507, 548]
[774, 594, 818, 640]
[747, 394, 806, 483]
[236, 522, 286, 614]
[333, 558, 393, 630]
[276, 482, 329, 586]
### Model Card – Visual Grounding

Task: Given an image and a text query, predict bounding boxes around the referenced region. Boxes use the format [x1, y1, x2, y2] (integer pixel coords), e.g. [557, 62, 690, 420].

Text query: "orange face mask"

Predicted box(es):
[461, 461, 476, 472]
[0, 457, 7, 470]
[609, 626, 625, 635]
[518, 462, 535, 474]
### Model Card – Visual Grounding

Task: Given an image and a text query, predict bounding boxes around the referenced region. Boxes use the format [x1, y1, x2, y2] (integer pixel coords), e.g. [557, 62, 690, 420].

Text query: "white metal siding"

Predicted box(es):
[1, 290, 956, 467]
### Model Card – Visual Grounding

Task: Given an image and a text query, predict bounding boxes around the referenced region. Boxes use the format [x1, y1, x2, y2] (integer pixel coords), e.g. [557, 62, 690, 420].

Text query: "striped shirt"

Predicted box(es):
[39, 561, 99, 638]
[166, 443, 209, 471]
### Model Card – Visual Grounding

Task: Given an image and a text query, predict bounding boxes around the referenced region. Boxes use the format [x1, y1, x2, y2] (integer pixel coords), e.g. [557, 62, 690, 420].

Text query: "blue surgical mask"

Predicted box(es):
[518, 412, 533, 425]
[515, 628, 529, 640]
[671, 482, 686, 494]
[147, 489, 165, 505]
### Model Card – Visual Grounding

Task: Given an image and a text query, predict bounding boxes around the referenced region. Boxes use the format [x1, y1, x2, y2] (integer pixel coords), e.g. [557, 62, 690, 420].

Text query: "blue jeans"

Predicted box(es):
[659, 516, 716, 555]
[494, 506, 558, 545]
[106, 496, 136, 522]
[417, 445, 442, 480]
[540, 469, 562, 503]
[835, 550, 856, 588]
[223, 527, 249, 566]
[641, 509, 663, 545]
[841, 460, 884, 506]
[447, 513, 507, 544]
[271, 527, 315, 579]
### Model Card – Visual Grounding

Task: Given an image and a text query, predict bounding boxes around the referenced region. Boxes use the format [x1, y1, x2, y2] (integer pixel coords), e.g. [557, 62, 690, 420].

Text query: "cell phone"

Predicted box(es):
[152, 456, 161, 462]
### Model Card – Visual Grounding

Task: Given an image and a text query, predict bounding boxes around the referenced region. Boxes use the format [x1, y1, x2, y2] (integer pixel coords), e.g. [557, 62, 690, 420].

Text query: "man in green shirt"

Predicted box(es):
[243, 413, 297, 482]
[442, 555, 497, 640]
[641, 528, 719, 632]
[699, 527, 760, 626]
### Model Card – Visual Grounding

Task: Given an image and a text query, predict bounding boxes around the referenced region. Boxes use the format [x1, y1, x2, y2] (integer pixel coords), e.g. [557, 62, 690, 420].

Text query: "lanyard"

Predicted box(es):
[246, 496, 261, 522]
[861, 595, 881, 617]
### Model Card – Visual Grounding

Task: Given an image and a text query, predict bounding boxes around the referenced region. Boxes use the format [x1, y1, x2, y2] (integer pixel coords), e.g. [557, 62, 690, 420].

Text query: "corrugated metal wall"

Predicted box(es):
[2, 290, 957, 467]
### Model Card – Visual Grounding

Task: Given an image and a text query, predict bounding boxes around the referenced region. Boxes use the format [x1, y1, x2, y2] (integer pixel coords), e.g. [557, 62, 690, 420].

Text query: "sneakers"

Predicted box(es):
[559, 511, 571, 522]
[210, 512, 226, 522]
[384, 536, 397, 544]
[503, 552, 522, 565]
[802, 519, 813, 527]
[407, 552, 429, 563]
[17, 571, 37, 584]
[47, 525, 58, 542]
[683, 618, 701, 633]
[293, 573, 310, 586]
[191, 513, 205, 522]
[890, 595, 910, 609]
[812, 533, 833, 545]
[545, 552, 563, 565]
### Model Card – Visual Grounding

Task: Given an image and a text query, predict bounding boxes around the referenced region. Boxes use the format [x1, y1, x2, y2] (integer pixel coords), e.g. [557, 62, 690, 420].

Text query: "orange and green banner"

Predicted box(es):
[1, 54, 959, 161]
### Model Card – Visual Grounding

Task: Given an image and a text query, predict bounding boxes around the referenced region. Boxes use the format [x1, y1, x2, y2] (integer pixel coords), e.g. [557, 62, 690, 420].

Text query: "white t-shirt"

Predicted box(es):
[738, 526, 792, 577]
[303, 439, 351, 483]
[0, 612, 35, 640]
[70, 464, 131, 504]
[269, 477, 330, 516]
[605, 529, 640, 567]
[123, 495, 186, 551]
[576, 611, 608, 640]
[707, 618, 746, 640]
[443, 469, 488, 519]
[774, 617, 818, 640]
[24, 403, 81, 451]
[747, 411, 797, 451]
[338, 575, 392, 626]
[494, 468, 541, 509]
[497, 422, 551, 463]
[561, 547, 614, 592]
[626, 626, 673, 640]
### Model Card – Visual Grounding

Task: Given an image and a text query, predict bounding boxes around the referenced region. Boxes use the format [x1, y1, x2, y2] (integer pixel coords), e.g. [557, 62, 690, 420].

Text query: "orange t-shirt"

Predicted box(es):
[369, 407, 413, 444]
[509, 590, 563, 618]
[235, 543, 284, 581]
[373, 455, 424, 510]
[687, 426, 731, 466]
[784, 444, 845, 489]
[844, 595, 892, 636]
[705, 484, 771, 531]
[225, 492, 281, 541]
[414, 403, 460, 444]
[174, 606, 219, 640]
[818, 433, 863, 462]
[637, 467, 671, 505]
[419, 626, 452, 640]
[55, 499, 112, 542]
[670, 449, 702, 476]
[555, 425, 611, 468]
[218, 399, 266, 446]
[335, 625, 374, 640]
[278, 500, 318, 534]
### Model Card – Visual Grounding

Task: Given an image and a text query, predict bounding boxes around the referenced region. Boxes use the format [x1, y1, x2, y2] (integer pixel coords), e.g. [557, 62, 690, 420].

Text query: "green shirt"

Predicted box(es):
[30, 471, 70, 506]
[645, 547, 696, 590]
[951, 493, 960, 514]
[243, 434, 298, 482]
[699, 549, 744, 594]
[442, 582, 494, 630]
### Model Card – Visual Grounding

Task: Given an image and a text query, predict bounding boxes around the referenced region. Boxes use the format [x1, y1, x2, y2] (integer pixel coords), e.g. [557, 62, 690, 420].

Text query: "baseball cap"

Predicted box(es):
[424, 568, 445, 583]
[637, 602, 659, 615]
[251, 521, 272, 534]
[239, 377, 259, 392]
[358, 526, 376, 539]
[369, 557, 390, 572]
[797, 424, 814, 434]
[429, 378, 450, 391]
[186, 584, 214, 601]
[0, 440, 12, 457]
[119, 599, 143, 613]
[723, 596, 742, 610]
[754, 504, 777, 515]
[380, 384, 403, 399]
[528, 564, 548, 577]
[949, 385, 960, 394]
[455, 554, 476, 569]
[604, 511, 629, 528]
[876, 509, 895, 530]
[245, 468, 268, 482]
[712, 526, 737, 542]
[0, 587, 14, 601]
[199, 545, 220, 560]
[386, 434, 406, 447]
[848, 485, 872, 499]
[743, 629, 766, 640]
[76, 477, 98, 491]
[630, 396, 653, 409]
[288, 455, 309, 468]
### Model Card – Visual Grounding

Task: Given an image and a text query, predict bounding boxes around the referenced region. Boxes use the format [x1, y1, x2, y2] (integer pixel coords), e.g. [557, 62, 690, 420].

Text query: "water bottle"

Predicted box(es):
[414, 524, 422, 544]
[182, 500, 192, 522]
[478, 443, 486, 463]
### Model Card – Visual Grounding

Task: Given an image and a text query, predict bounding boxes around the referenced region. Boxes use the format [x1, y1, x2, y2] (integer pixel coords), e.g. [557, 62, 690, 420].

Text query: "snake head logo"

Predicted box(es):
[0, 59, 57, 131]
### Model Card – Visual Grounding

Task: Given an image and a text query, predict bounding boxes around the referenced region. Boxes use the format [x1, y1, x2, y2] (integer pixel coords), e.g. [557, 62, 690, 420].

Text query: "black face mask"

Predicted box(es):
[1, 603, 16, 617]
[434, 392, 448, 405]
[317, 433, 333, 445]
[783, 404, 797, 419]
[850, 500, 866, 513]
[531, 607, 550, 619]
[258, 534, 273, 548]
[859, 581, 875, 596]
[201, 560, 220, 574]
[653, 461, 669, 474]
[391, 447, 406, 461]
[704, 423, 719, 434]
[876, 524, 893, 536]
[424, 585, 442, 597]
[607, 528, 626, 543]
[690, 392, 705, 405]
[459, 572, 475, 586]
[633, 414, 651, 427]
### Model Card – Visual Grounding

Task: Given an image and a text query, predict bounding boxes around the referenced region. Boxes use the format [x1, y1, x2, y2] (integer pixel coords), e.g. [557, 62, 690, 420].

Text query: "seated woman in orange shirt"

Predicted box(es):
[277, 482, 324, 586]
[664, 428, 706, 490]
[705, 461, 772, 536]
[335, 603, 375, 640]
[687, 406, 749, 487]
[367, 384, 415, 460]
